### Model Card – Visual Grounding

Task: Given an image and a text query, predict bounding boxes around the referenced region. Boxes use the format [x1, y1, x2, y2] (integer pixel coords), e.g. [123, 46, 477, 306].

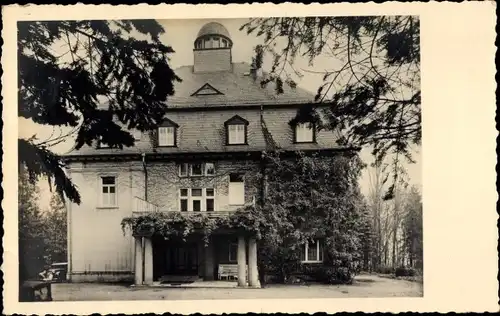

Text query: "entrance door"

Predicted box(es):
[166, 243, 198, 275]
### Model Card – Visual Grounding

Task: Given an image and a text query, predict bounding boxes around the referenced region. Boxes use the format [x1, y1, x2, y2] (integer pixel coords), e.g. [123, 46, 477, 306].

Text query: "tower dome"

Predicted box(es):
[194, 22, 233, 50]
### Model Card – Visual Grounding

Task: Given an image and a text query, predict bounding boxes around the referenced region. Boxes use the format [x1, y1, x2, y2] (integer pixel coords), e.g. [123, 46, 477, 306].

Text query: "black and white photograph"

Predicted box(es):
[2, 2, 497, 314]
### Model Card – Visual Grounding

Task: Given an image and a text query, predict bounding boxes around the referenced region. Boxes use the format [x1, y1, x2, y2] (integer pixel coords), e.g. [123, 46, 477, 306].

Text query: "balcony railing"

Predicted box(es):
[132, 197, 243, 217]
[133, 196, 160, 215]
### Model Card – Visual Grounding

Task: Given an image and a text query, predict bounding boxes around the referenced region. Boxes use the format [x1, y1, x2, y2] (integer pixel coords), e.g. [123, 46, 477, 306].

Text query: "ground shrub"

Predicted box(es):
[395, 267, 416, 277]
[376, 266, 395, 275]
[303, 265, 355, 285]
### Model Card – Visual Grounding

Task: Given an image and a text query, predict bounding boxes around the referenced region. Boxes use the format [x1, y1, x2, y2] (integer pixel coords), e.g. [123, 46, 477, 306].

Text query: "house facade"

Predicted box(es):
[64, 22, 341, 287]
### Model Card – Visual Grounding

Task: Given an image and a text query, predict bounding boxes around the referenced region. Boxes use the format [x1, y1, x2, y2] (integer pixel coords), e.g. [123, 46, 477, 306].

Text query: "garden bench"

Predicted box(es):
[20, 280, 53, 302]
[218, 264, 247, 281]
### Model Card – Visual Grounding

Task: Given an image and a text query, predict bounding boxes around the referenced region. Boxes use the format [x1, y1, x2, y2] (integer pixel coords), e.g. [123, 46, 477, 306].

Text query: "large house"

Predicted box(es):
[64, 22, 342, 287]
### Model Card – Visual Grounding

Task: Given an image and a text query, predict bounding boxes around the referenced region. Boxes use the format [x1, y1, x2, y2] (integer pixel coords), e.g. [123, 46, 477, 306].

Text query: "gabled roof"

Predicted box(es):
[224, 115, 249, 126]
[159, 117, 179, 127]
[167, 62, 315, 108]
[191, 83, 224, 96]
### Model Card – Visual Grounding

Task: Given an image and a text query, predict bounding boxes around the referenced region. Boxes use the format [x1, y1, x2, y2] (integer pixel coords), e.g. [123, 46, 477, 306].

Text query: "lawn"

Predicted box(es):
[51, 274, 423, 301]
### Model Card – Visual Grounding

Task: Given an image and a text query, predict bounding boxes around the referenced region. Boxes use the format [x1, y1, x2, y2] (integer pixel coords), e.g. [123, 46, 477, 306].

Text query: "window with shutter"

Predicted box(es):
[229, 173, 245, 205]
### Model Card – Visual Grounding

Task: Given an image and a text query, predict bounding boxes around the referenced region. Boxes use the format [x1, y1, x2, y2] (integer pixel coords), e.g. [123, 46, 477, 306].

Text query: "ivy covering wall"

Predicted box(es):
[121, 150, 366, 284]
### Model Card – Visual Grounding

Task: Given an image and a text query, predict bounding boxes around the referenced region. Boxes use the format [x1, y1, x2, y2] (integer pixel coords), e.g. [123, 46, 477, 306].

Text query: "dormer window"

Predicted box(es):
[224, 115, 249, 145]
[294, 123, 316, 143]
[157, 118, 178, 147]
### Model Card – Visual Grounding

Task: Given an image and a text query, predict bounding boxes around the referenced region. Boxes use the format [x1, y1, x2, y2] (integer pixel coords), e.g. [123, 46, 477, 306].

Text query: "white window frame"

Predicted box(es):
[205, 188, 215, 212]
[158, 126, 175, 147]
[301, 240, 323, 263]
[191, 188, 203, 212]
[228, 173, 245, 206]
[100, 176, 117, 207]
[179, 188, 216, 212]
[179, 188, 189, 212]
[295, 123, 314, 143]
[178, 163, 188, 177]
[179, 163, 215, 177]
[190, 163, 204, 177]
[228, 124, 246, 145]
[205, 163, 215, 176]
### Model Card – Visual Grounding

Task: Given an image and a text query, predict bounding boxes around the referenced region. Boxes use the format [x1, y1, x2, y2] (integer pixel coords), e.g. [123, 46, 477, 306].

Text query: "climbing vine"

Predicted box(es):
[121, 150, 366, 284]
[121, 204, 264, 245]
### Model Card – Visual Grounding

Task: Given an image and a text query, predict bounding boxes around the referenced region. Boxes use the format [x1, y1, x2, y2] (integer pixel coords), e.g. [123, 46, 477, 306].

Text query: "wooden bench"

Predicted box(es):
[218, 264, 247, 281]
[20, 281, 53, 302]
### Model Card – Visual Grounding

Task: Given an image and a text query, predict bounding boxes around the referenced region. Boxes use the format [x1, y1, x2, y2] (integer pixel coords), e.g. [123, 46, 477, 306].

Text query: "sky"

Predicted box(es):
[20, 18, 421, 209]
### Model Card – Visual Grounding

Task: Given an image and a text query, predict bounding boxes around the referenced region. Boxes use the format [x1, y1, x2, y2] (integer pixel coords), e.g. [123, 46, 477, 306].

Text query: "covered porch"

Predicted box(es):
[133, 235, 260, 288]
[130, 197, 260, 288]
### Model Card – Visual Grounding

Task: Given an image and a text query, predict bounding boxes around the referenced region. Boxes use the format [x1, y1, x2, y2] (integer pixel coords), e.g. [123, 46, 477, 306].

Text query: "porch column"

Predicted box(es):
[134, 237, 143, 285]
[237, 235, 247, 287]
[204, 242, 215, 280]
[144, 237, 153, 285]
[248, 237, 260, 288]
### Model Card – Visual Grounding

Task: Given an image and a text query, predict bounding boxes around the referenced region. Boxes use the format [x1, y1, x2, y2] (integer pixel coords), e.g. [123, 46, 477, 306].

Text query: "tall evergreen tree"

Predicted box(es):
[402, 186, 423, 269]
[241, 16, 420, 198]
[43, 193, 68, 263]
[18, 165, 47, 281]
[18, 20, 180, 204]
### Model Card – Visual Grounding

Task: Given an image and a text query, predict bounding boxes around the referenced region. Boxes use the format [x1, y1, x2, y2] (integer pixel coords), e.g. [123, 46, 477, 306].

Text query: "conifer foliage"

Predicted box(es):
[18, 20, 180, 204]
[241, 16, 420, 198]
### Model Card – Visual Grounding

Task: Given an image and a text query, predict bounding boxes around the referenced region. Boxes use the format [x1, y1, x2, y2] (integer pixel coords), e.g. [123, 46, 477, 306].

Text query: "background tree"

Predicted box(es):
[18, 20, 180, 204]
[402, 186, 423, 269]
[18, 164, 47, 282]
[43, 193, 68, 263]
[241, 16, 420, 198]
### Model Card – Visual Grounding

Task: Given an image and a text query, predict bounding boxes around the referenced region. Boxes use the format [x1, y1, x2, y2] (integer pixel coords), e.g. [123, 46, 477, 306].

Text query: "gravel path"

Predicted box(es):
[51, 274, 423, 301]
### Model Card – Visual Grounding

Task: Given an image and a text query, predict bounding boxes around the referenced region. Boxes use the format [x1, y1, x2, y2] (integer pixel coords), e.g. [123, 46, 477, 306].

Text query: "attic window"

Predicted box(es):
[191, 83, 224, 96]
[158, 118, 179, 147]
[224, 115, 249, 145]
[294, 123, 316, 143]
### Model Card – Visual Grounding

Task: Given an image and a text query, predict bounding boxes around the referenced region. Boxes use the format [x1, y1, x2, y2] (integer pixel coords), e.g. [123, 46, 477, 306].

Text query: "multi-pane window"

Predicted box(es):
[101, 176, 116, 207]
[179, 188, 216, 212]
[228, 173, 245, 205]
[205, 163, 215, 176]
[179, 163, 188, 177]
[295, 123, 315, 143]
[206, 188, 215, 212]
[178, 163, 215, 177]
[300, 240, 324, 263]
[196, 36, 230, 49]
[228, 124, 246, 145]
[180, 189, 189, 212]
[158, 126, 175, 147]
[191, 188, 203, 212]
[190, 163, 203, 176]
